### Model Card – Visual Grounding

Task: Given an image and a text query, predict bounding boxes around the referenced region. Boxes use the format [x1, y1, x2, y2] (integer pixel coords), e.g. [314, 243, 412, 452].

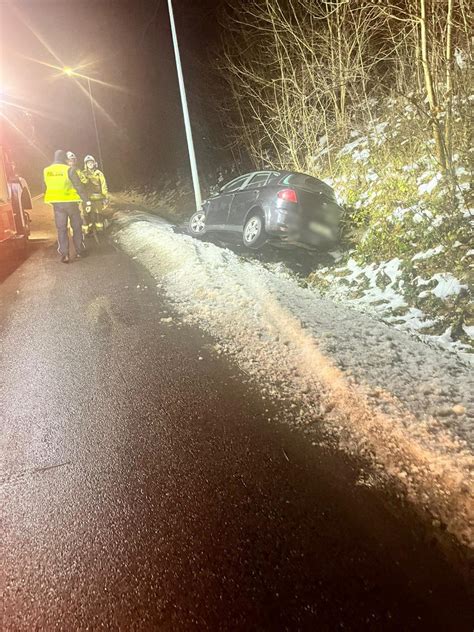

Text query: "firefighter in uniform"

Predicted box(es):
[82, 155, 108, 235]
[43, 149, 90, 263]
[67, 151, 88, 185]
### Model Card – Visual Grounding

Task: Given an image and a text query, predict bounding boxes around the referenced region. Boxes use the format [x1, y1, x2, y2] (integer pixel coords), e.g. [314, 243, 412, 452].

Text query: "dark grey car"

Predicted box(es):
[189, 170, 343, 250]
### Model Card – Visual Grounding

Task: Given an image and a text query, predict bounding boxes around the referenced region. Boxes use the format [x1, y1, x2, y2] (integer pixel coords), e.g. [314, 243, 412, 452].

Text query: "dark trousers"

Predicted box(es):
[83, 200, 105, 232]
[53, 203, 84, 256]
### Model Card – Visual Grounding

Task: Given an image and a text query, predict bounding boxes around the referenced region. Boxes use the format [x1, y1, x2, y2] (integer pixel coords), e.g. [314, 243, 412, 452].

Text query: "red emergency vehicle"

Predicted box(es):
[0, 144, 32, 253]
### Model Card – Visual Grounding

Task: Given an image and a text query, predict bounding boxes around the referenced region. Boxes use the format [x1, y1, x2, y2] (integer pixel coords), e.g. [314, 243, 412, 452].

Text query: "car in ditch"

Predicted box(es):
[189, 170, 343, 250]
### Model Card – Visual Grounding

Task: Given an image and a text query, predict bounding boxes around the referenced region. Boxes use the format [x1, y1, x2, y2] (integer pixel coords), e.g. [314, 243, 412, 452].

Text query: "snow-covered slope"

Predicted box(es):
[311, 253, 473, 357]
[114, 212, 473, 548]
[310, 103, 473, 354]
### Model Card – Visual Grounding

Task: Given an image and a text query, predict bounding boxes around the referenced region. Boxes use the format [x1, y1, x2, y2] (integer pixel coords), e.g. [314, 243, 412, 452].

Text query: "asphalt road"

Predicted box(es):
[1, 204, 472, 630]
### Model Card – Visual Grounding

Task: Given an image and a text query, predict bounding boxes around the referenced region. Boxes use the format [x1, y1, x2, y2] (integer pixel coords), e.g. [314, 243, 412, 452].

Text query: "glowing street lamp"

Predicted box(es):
[62, 66, 103, 170]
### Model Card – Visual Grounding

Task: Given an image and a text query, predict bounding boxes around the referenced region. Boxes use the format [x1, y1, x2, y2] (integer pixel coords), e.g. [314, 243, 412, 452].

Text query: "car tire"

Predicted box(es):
[243, 212, 266, 249]
[14, 234, 29, 257]
[189, 210, 207, 237]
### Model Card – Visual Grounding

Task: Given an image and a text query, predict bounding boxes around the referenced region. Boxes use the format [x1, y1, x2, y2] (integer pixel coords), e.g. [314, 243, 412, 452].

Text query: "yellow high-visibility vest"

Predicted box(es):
[43, 163, 81, 203]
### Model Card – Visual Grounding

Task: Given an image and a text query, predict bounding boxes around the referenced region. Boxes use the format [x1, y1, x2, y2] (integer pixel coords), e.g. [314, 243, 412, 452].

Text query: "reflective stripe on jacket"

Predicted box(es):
[76, 169, 89, 185]
[44, 163, 81, 203]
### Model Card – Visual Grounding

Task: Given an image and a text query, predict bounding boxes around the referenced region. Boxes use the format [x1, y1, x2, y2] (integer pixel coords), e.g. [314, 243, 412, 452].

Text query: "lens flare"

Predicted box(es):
[0, 97, 59, 121]
[0, 111, 47, 158]
[10, 5, 125, 130]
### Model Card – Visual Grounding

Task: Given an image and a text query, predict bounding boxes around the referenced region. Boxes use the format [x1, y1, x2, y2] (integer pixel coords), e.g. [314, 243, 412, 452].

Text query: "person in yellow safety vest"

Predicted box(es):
[82, 155, 109, 235]
[44, 149, 91, 263]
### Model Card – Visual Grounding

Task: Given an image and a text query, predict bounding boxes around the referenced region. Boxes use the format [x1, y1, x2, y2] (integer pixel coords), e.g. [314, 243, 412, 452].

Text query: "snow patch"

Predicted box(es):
[412, 246, 444, 261]
[430, 273, 467, 299]
[418, 173, 442, 196]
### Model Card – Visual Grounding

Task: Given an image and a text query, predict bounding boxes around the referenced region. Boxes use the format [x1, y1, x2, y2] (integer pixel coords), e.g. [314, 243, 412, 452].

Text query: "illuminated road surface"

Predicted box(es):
[1, 201, 471, 630]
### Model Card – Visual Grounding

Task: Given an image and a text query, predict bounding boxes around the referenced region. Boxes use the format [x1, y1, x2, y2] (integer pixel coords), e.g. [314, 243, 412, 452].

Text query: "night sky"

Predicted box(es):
[1, 0, 226, 188]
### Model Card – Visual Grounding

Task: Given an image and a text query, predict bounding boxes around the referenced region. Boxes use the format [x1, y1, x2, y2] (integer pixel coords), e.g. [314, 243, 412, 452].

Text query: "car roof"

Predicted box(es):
[223, 169, 323, 186]
[243, 169, 314, 178]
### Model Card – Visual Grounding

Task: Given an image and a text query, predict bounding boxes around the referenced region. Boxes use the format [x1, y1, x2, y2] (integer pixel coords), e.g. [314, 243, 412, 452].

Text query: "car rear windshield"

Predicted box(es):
[278, 174, 335, 198]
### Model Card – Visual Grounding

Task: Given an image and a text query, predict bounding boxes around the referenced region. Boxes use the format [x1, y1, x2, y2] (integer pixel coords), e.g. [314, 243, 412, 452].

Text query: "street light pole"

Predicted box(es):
[167, 0, 202, 211]
[63, 67, 104, 171]
[86, 76, 104, 171]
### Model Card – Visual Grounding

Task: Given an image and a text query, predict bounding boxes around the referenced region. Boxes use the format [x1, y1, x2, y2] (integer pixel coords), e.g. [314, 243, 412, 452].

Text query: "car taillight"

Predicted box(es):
[277, 188, 298, 203]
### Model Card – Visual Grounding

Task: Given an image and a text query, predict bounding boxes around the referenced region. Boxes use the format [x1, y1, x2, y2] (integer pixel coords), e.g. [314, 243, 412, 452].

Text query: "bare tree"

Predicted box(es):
[219, 0, 390, 175]
[217, 0, 471, 194]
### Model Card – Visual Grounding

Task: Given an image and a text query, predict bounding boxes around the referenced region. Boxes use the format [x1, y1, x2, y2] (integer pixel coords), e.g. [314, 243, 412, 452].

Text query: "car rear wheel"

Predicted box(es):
[189, 211, 207, 237]
[243, 213, 266, 249]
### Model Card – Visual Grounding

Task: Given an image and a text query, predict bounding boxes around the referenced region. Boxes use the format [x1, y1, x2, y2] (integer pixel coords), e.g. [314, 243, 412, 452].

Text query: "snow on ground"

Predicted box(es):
[115, 212, 473, 547]
[313, 257, 473, 357]
[430, 273, 467, 299]
[417, 172, 442, 196]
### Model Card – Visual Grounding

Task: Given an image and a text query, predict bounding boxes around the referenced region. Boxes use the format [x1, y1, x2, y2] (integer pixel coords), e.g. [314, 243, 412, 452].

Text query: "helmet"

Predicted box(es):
[84, 155, 97, 169]
[66, 151, 77, 166]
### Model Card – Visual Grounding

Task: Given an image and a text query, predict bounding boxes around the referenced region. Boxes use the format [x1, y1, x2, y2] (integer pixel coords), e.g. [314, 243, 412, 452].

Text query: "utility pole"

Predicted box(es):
[63, 67, 104, 171]
[167, 0, 202, 210]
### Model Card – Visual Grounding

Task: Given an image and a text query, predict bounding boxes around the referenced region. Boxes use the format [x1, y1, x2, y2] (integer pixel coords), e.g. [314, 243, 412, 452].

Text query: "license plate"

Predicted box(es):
[309, 221, 333, 238]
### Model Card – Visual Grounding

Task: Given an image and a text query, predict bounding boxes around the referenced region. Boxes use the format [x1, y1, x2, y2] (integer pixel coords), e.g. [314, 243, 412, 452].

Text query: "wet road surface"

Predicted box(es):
[1, 205, 472, 630]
